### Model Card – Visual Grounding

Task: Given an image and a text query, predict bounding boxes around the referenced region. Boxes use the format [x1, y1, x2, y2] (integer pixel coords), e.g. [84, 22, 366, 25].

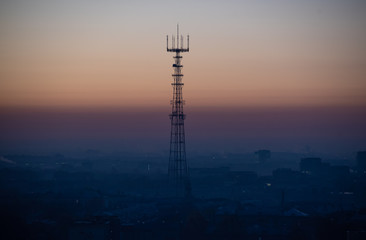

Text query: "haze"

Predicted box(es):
[0, 0, 365, 155]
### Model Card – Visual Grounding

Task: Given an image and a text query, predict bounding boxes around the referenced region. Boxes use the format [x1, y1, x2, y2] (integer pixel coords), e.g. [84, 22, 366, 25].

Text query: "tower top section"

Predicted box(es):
[167, 24, 189, 53]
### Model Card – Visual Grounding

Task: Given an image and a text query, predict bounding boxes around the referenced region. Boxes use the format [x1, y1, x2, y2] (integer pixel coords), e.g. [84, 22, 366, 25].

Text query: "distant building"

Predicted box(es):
[273, 168, 301, 182]
[329, 165, 350, 178]
[68, 216, 120, 240]
[300, 158, 322, 174]
[190, 167, 230, 177]
[357, 151, 366, 174]
[228, 171, 258, 185]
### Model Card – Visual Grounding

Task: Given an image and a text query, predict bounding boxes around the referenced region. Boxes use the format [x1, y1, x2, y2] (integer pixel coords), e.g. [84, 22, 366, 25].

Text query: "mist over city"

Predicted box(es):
[1, 0, 366, 239]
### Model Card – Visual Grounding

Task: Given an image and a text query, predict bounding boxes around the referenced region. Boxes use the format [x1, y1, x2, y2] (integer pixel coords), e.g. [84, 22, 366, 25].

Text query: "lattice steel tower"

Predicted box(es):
[167, 25, 189, 185]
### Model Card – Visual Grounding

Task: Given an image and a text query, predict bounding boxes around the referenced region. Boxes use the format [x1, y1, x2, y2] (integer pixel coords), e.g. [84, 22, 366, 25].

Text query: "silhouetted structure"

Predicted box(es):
[166, 25, 190, 186]
[300, 157, 322, 174]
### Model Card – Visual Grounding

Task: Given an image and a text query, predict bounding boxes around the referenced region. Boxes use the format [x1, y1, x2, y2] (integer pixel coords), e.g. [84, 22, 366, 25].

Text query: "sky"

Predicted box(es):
[0, 0, 365, 155]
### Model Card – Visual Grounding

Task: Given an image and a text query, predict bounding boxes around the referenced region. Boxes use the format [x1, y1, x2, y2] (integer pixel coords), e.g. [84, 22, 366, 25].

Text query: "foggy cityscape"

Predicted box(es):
[1, 0, 366, 239]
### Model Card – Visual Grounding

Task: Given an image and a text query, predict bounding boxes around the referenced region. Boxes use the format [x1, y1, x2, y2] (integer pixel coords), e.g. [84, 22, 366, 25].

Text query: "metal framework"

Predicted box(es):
[167, 25, 189, 184]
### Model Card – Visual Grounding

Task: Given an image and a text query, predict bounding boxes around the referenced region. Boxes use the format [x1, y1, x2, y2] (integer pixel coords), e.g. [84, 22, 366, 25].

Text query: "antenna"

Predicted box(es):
[166, 26, 190, 190]
[187, 35, 189, 50]
[167, 26, 189, 52]
[177, 24, 179, 49]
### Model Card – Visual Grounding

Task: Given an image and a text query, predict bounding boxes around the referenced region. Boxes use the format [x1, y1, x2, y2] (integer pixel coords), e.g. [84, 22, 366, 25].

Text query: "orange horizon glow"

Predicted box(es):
[1, 1, 365, 109]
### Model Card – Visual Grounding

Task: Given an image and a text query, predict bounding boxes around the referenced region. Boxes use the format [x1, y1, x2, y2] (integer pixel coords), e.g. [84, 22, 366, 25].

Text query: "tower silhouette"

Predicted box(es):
[167, 25, 189, 186]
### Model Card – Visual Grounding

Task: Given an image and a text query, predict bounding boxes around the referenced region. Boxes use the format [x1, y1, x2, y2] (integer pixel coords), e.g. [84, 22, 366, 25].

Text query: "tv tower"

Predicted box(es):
[166, 25, 190, 187]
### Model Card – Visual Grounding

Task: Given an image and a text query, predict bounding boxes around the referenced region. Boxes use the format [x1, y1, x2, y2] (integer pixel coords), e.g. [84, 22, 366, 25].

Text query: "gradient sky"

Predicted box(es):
[0, 0, 365, 155]
[1, 0, 365, 108]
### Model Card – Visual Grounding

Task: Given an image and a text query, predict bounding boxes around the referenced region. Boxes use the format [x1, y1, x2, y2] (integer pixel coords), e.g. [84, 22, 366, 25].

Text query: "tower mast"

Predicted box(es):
[166, 25, 190, 187]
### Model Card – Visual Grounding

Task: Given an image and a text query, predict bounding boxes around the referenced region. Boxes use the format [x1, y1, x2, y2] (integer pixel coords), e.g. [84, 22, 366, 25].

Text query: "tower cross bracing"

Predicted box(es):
[167, 25, 189, 184]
